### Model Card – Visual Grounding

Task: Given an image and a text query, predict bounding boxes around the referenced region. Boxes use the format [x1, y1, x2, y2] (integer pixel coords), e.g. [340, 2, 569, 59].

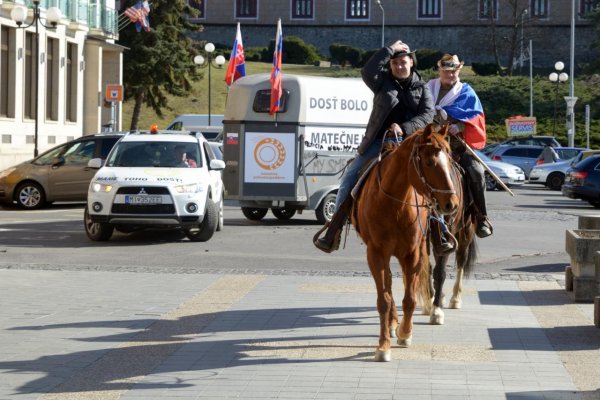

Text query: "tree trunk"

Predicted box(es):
[129, 87, 145, 131]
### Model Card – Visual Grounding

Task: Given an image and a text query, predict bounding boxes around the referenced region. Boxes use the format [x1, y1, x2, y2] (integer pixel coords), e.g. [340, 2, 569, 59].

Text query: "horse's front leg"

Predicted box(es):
[449, 267, 464, 309]
[367, 249, 394, 362]
[396, 253, 421, 348]
[386, 268, 399, 339]
[430, 254, 448, 325]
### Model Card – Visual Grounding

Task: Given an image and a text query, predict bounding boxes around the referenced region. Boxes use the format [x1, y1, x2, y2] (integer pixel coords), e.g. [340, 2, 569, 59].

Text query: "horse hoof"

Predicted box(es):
[429, 307, 445, 325]
[374, 350, 392, 362]
[449, 298, 462, 309]
[397, 337, 412, 348]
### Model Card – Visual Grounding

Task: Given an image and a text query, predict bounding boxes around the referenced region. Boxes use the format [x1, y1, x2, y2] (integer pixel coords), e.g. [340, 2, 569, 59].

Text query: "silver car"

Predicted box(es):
[529, 149, 600, 190]
[475, 151, 526, 191]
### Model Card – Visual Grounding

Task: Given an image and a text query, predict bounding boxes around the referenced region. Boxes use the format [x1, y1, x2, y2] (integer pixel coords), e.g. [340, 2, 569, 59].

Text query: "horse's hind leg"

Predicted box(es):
[430, 254, 447, 325]
[386, 268, 399, 339]
[421, 261, 434, 316]
[449, 267, 464, 309]
[367, 249, 394, 362]
[396, 256, 421, 347]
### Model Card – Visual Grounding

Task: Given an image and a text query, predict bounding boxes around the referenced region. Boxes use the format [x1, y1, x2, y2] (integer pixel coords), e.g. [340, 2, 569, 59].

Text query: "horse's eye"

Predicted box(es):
[426, 159, 435, 167]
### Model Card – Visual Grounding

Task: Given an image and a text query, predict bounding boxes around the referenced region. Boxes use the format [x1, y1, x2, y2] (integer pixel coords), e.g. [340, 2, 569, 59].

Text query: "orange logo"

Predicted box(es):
[253, 138, 286, 170]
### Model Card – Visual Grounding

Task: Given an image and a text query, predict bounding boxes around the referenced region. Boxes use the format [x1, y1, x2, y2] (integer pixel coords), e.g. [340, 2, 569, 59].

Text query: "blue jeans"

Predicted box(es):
[335, 139, 384, 211]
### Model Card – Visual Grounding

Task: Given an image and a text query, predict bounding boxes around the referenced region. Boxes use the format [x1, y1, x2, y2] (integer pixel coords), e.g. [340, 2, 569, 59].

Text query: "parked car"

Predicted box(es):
[474, 151, 526, 191]
[0, 133, 124, 209]
[562, 154, 600, 208]
[481, 135, 561, 156]
[488, 145, 544, 178]
[166, 114, 223, 141]
[528, 148, 593, 190]
[84, 131, 225, 242]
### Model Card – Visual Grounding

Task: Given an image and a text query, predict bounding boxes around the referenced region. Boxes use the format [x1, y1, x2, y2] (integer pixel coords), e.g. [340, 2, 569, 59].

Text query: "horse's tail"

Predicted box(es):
[457, 231, 478, 278]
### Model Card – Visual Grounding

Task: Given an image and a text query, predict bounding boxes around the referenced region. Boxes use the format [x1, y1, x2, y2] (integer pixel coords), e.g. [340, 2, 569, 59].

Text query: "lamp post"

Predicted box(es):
[548, 61, 568, 137]
[193, 43, 225, 127]
[566, 0, 577, 147]
[10, 1, 62, 157]
[376, 0, 385, 48]
[519, 8, 527, 72]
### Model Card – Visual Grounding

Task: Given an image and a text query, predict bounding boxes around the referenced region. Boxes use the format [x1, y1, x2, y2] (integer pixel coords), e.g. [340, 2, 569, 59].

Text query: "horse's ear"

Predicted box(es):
[422, 123, 434, 138]
[439, 123, 450, 138]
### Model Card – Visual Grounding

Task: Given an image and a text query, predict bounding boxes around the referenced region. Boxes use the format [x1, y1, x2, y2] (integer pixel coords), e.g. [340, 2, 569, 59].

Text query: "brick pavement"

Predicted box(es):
[0, 268, 598, 400]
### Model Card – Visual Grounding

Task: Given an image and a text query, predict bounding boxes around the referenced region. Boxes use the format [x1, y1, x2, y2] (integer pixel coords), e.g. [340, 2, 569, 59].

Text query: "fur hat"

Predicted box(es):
[437, 54, 464, 71]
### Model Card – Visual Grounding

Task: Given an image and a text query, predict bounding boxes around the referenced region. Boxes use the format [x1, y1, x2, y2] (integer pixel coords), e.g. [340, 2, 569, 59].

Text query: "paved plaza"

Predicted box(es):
[0, 266, 598, 400]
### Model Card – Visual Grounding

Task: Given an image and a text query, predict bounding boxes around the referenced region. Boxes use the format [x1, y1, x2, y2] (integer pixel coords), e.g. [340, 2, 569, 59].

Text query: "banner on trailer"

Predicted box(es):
[244, 132, 295, 184]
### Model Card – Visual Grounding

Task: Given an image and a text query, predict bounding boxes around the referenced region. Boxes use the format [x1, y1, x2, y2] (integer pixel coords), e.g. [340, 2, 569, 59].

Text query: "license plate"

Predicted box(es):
[125, 195, 162, 204]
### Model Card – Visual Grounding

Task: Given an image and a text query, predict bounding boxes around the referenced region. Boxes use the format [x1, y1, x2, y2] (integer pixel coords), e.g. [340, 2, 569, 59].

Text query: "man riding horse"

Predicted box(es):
[313, 39, 435, 253]
[426, 53, 493, 240]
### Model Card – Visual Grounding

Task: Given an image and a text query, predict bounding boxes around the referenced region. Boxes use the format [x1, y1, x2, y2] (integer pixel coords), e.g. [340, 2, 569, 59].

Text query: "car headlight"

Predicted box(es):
[0, 167, 16, 180]
[91, 182, 113, 193]
[174, 183, 204, 193]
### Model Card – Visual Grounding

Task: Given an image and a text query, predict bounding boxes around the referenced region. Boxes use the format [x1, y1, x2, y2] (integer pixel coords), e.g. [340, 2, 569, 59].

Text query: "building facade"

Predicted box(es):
[0, 0, 122, 170]
[189, 0, 597, 68]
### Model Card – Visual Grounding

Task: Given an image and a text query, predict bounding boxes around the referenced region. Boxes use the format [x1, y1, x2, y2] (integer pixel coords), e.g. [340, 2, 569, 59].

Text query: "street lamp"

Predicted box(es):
[519, 8, 527, 71]
[376, 0, 385, 48]
[10, 1, 62, 157]
[193, 43, 225, 127]
[548, 61, 568, 136]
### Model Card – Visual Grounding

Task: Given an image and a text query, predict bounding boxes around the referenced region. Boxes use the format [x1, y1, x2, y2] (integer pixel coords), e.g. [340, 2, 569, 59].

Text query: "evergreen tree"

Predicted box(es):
[118, 0, 201, 130]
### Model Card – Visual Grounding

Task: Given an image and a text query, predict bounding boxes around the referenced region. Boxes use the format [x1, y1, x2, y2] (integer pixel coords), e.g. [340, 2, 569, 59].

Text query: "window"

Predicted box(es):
[580, 0, 595, 16]
[65, 43, 78, 122]
[24, 32, 36, 120]
[63, 140, 97, 164]
[0, 26, 15, 118]
[347, 0, 369, 19]
[418, 0, 441, 18]
[292, 0, 313, 18]
[252, 89, 290, 113]
[236, 0, 257, 18]
[46, 37, 59, 121]
[479, 0, 497, 19]
[530, 0, 548, 18]
[188, 0, 204, 18]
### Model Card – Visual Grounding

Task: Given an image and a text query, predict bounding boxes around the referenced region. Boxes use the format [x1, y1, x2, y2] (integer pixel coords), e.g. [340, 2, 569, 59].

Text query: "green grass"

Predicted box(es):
[122, 61, 600, 148]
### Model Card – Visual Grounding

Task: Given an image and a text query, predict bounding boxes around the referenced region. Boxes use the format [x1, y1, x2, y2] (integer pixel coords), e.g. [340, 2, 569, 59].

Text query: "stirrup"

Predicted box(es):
[476, 218, 493, 238]
[313, 225, 342, 254]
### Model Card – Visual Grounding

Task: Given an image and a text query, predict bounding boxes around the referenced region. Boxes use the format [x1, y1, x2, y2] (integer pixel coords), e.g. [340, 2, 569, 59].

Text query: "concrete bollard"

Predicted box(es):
[578, 214, 600, 230]
[595, 296, 600, 328]
[565, 230, 600, 302]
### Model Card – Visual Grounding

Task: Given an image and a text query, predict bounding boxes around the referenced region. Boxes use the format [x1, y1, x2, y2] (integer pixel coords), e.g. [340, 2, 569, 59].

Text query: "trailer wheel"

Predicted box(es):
[241, 207, 268, 221]
[316, 193, 337, 224]
[271, 207, 296, 220]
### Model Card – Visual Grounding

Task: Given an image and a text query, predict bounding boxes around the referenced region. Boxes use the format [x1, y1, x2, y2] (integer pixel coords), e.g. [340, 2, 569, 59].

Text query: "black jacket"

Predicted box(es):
[358, 46, 435, 154]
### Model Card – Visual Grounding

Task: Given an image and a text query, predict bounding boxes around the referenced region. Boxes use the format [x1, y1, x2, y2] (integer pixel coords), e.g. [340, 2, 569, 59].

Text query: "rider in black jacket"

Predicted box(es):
[314, 40, 435, 253]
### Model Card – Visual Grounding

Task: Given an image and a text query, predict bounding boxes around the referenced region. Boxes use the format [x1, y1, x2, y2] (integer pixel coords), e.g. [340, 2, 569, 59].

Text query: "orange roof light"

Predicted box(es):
[150, 124, 159, 134]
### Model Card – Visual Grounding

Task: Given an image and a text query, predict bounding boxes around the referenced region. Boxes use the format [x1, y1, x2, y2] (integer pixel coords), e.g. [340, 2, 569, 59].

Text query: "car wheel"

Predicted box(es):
[271, 207, 296, 220]
[241, 207, 268, 221]
[484, 173, 497, 191]
[216, 194, 224, 231]
[15, 182, 45, 209]
[186, 199, 218, 242]
[546, 172, 565, 191]
[84, 206, 114, 241]
[316, 193, 337, 224]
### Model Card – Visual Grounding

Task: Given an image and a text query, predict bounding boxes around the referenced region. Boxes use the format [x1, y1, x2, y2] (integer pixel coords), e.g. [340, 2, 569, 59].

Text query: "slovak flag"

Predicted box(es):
[224, 23, 246, 86]
[269, 19, 283, 116]
[427, 79, 486, 149]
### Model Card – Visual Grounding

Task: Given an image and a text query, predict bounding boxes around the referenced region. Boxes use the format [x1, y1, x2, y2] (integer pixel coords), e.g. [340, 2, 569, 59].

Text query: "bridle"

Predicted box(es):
[411, 134, 456, 196]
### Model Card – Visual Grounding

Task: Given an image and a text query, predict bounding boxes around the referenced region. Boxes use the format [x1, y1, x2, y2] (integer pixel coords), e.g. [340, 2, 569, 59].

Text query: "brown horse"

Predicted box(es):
[425, 155, 478, 325]
[351, 123, 459, 362]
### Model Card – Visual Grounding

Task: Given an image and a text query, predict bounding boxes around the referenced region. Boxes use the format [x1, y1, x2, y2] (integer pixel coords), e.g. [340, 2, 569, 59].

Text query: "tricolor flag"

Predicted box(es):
[269, 19, 283, 116]
[427, 79, 486, 149]
[224, 23, 246, 86]
[124, 1, 150, 32]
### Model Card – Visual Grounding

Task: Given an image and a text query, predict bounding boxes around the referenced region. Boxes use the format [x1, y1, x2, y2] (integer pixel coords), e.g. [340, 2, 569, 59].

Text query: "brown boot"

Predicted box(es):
[313, 207, 349, 253]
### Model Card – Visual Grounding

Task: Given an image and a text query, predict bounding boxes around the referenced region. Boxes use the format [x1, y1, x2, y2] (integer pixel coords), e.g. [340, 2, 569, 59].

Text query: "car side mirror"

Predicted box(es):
[52, 157, 65, 167]
[210, 159, 225, 171]
[88, 158, 104, 169]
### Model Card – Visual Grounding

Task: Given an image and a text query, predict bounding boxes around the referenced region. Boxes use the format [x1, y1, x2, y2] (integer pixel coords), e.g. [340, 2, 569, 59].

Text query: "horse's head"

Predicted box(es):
[411, 124, 459, 215]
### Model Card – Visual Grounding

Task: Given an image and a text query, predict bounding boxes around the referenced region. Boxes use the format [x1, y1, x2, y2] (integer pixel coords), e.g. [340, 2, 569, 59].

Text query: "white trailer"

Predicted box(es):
[222, 74, 372, 223]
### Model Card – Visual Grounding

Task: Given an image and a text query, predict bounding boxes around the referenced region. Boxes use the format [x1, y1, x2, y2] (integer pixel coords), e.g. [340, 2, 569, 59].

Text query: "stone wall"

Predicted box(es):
[192, 24, 598, 69]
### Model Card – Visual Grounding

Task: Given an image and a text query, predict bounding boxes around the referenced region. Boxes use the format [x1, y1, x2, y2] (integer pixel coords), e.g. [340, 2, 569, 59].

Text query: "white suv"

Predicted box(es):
[84, 131, 225, 242]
